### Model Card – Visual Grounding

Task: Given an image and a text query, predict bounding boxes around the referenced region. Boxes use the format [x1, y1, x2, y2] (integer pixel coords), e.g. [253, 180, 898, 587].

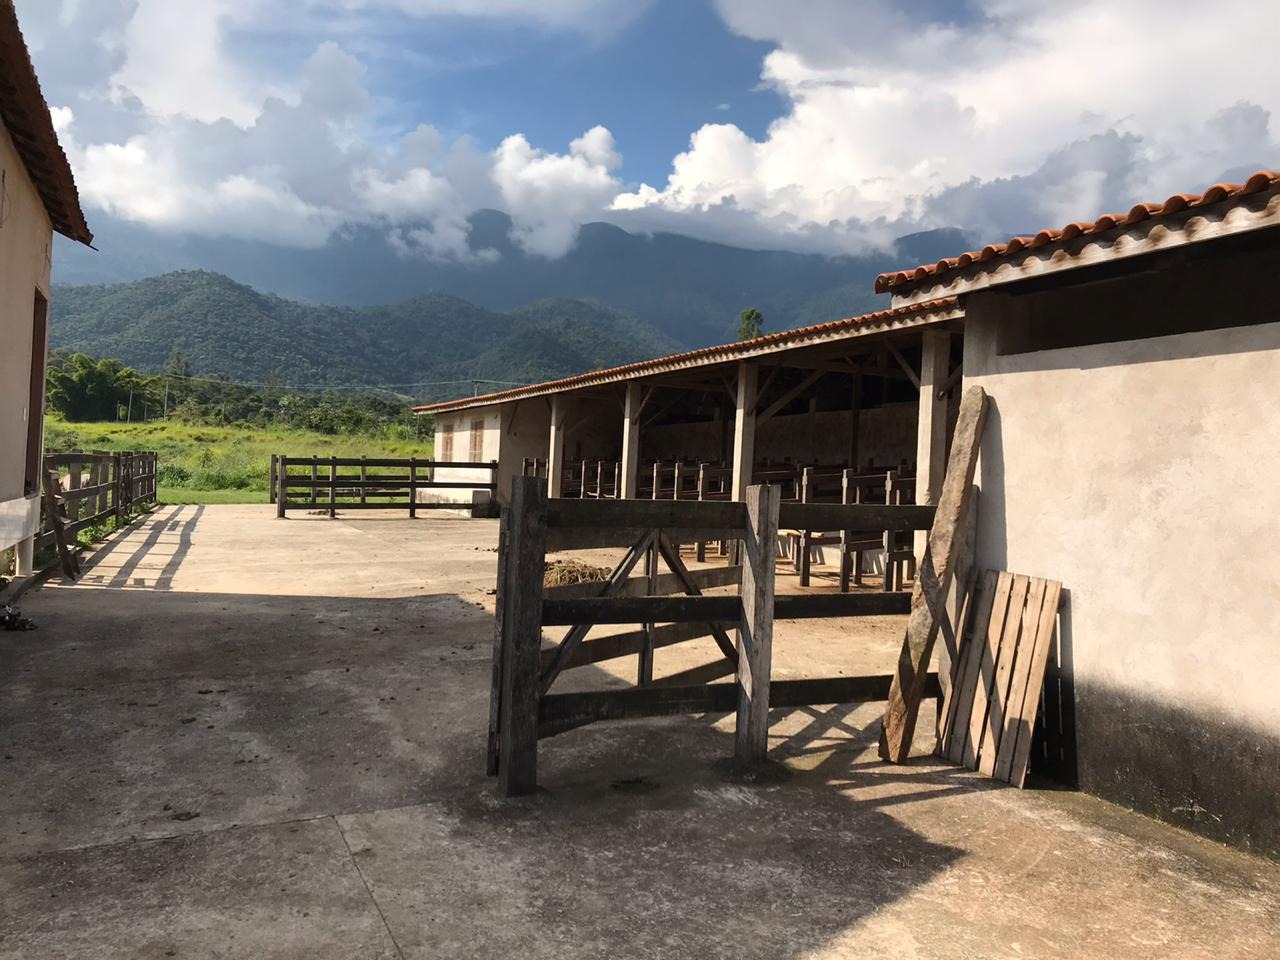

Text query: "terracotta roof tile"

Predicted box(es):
[875, 170, 1280, 294]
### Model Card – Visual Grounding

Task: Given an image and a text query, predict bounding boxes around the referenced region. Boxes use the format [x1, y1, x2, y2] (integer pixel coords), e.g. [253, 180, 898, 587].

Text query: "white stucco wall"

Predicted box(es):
[964, 274, 1280, 853]
[422, 408, 501, 507]
[0, 121, 54, 553]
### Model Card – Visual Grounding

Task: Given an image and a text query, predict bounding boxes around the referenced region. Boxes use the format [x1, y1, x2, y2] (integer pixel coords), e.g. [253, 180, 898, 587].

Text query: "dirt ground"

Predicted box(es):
[1, 504, 1278, 959]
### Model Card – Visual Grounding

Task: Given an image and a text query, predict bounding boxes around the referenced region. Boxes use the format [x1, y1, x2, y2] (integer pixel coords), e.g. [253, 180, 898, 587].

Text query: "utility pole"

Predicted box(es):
[163, 376, 169, 418]
[127, 389, 134, 423]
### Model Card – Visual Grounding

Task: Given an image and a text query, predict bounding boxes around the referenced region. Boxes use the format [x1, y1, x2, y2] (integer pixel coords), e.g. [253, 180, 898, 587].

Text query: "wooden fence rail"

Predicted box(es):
[488, 475, 943, 795]
[272, 455, 498, 517]
[35, 451, 158, 556]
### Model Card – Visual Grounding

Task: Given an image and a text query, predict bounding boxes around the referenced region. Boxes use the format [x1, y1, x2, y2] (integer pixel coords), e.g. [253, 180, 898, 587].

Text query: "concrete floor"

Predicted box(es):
[2, 504, 1278, 959]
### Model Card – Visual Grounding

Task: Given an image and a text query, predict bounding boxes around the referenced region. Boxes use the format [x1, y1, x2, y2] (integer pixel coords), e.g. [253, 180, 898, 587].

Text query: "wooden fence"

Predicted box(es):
[272, 456, 498, 517]
[35, 451, 158, 555]
[487, 479, 941, 795]
[488, 386, 990, 794]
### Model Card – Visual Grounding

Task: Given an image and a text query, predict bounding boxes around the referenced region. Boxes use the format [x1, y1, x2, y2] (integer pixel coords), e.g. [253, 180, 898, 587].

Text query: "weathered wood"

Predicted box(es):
[736, 483, 779, 763]
[638, 537, 658, 685]
[992, 577, 1046, 781]
[539, 621, 715, 672]
[486, 508, 510, 776]
[655, 534, 739, 666]
[773, 592, 912, 619]
[543, 563, 740, 601]
[961, 570, 1014, 767]
[977, 574, 1029, 777]
[41, 469, 80, 581]
[539, 673, 940, 736]
[542, 594, 741, 626]
[277, 455, 288, 518]
[1009, 579, 1063, 787]
[497, 476, 548, 796]
[941, 570, 996, 764]
[731, 362, 757, 502]
[539, 531, 654, 695]
[546, 497, 745, 531]
[880, 385, 988, 763]
[546, 525, 743, 552]
[777, 502, 936, 532]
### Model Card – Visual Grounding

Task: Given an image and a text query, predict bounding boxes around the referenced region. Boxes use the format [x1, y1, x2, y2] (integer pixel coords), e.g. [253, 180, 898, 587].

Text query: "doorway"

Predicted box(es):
[24, 289, 48, 497]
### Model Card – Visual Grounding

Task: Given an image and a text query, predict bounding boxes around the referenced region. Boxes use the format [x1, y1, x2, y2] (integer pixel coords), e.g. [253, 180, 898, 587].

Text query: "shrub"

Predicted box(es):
[157, 464, 192, 486]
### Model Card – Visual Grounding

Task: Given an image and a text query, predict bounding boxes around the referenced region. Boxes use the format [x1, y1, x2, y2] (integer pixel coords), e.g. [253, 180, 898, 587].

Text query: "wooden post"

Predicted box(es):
[695, 465, 709, 563]
[736, 483, 779, 764]
[269, 454, 277, 505]
[309, 459, 318, 505]
[276, 456, 288, 518]
[486, 508, 510, 776]
[547, 394, 567, 498]
[621, 382, 642, 499]
[915, 329, 950, 561]
[360, 457, 367, 505]
[798, 467, 813, 587]
[328, 456, 337, 518]
[409, 457, 418, 518]
[498, 476, 548, 796]
[731, 361, 757, 503]
[880, 386, 988, 763]
[112, 452, 123, 523]
[638, 538, 658, 686]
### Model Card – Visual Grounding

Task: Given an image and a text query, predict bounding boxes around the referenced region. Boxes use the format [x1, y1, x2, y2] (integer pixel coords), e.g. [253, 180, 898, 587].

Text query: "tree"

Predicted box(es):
[737, 307, 764, 341]
[46, 353, 155, 421]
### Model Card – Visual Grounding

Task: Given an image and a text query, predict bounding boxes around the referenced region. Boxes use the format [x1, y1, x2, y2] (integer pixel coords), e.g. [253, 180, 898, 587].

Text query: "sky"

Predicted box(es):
[17, 0, 1280, 262]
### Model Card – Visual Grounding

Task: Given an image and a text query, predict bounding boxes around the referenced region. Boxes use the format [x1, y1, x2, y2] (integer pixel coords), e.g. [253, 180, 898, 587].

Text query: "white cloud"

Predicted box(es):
[616, 0, 1280, 251]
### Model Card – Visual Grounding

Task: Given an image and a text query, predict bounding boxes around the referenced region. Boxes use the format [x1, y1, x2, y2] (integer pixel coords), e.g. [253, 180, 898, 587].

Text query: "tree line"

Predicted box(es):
[45, 350, 430, 438]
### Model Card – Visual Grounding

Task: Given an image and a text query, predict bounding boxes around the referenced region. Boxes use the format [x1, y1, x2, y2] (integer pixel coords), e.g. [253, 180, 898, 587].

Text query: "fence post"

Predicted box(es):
[736, 482, 779, 764]
[329, 456, 337, 519]
[269, 455, 277, 505]
[360, 457, 367, 505]
[113, 453, 123, 524]
[309, 458, 318, 506]
[409, 457, 418, 518]
[276, 456, 288, 518]
[498, 475, 548, 796]
[486, 507, 510, 776]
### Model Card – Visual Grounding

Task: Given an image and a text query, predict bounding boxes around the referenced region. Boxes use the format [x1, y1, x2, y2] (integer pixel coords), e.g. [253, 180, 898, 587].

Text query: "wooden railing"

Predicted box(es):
[272, 456, 498, 517]
[487, 479, 941, 795]
[36, 451, 158, 555]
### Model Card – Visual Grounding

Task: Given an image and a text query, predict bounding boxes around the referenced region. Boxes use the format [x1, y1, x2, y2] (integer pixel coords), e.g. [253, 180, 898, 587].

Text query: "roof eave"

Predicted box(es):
[412, 297, 964, 416]
[884, 186, 1280, 308]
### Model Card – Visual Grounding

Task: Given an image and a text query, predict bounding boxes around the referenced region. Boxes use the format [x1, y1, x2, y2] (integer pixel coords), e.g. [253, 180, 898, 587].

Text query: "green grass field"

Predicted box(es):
[45, 416, 434, 505]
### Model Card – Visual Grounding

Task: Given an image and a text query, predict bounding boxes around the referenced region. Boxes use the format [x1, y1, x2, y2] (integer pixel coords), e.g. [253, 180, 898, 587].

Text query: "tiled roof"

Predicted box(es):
[876, 170, 1280, 295]
[413, 297, 961, 414]
[0, 0, 92, 245]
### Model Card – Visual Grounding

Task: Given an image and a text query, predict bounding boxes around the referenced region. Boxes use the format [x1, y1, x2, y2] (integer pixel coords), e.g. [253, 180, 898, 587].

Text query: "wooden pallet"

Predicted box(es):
[937, 569, 1062, 787]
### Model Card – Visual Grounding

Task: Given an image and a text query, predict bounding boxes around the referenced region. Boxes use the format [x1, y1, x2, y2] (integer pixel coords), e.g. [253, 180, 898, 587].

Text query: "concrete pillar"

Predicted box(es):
[620, 382, 642, 499]
[547, 394, 567, 498]
[731, 361, 757, 502]
[915, 328, 951, 558]
[15, 536, 34, 577]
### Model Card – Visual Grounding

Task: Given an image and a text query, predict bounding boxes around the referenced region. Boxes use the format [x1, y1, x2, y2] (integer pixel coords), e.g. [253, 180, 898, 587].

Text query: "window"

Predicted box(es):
[469, 419, 485, 462]
[438, 423, 453, 460]
[24, 291, 48, 496]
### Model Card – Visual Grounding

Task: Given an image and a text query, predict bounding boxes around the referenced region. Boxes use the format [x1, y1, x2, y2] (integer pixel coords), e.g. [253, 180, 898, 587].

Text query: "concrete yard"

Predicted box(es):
[2, 504, 1278, 959]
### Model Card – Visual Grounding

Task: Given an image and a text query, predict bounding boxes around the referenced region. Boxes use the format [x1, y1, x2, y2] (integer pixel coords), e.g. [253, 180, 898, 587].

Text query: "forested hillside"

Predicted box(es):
[49, 271, 681, 401]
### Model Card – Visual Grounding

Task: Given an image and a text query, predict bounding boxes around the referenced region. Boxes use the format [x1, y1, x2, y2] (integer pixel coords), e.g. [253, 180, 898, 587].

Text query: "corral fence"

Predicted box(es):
[272, 455, 498, 518]
[488, 386, 990, 796]
[36, 451, 158, 556]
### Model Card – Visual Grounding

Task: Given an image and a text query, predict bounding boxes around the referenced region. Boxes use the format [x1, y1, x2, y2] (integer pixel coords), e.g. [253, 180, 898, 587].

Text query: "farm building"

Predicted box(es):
[416, 169, 1280, 856]
[0, 2, 93, 574]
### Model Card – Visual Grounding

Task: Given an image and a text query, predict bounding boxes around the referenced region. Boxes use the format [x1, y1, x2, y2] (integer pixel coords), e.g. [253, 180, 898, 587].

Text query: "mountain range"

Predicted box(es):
[54, 211, 970, 349]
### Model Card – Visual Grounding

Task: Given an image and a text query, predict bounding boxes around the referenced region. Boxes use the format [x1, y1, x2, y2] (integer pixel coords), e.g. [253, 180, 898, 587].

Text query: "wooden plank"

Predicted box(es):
[638, 538, 658, 685]
[539, 621, 714, 672]
[280, 477, 496, 490]
[992, 578, 1047, 781]
[977, 574, 1030, 777]
[773, 593, 912, 619]
[541, 595, 740, 626]
[41, 469, 79, 581]
[778, 502, 936, 532]
[880, 385, 988, 763]
[546, 525, 742, 552]
[736, 483, 779, 763]
[540, 531, 654, 695]
[538, 673, 939, 735]
[542, 564, 740, 601]
[497, 476, 548, 797]
[546, 497, 745, 531]
[486, 508, 510, 776]
[940, 571, 996, 763]
[959, 570, 1014, 767]
[1009, 579, 1063, 787]
[655, 534, 739, 666]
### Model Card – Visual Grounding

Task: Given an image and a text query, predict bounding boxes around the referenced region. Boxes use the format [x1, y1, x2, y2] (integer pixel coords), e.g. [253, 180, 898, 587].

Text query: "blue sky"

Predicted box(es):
[17, 0, 1280, 260]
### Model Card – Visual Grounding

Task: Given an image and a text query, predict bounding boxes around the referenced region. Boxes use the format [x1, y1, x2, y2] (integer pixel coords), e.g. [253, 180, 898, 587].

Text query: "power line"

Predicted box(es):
[157, 372, 530, 393]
